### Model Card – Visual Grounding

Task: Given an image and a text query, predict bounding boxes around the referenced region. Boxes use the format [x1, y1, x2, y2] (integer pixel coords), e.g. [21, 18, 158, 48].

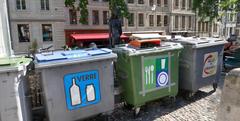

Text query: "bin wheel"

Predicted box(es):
[213, 83, 218, 92]
[170, 96, 176, 106]
[133, 107, 141, 118]
[171, 96, 176, 102]
[184, 91, 194, 101]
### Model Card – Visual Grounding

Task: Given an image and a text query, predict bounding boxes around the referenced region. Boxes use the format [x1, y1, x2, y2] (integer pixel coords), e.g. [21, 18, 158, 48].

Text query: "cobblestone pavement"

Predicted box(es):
[87, 74, 225, 121]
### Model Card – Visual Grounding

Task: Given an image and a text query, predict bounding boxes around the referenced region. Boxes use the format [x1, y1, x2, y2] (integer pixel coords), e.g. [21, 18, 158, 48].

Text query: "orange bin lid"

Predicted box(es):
[129, 39, 161, 48]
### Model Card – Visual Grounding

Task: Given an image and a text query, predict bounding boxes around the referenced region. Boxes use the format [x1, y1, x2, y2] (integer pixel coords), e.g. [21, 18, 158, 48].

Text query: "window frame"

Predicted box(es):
[149, 0, 154, 6]
[103, 11, 109, 25]
[182, 0, 186, 10]
[92, 10, 100, 25]
[182, 16, 185, 29]
[164, 0, 168, 7]
[138, 0, 144, 4]
[149, 15, 154, 27]
[128, 13, 135, 27]
[157, 15, 162, 26]
[164, 15, 168, 26]
[42, 24, 53, 42]
[128, 0, 134, 4]
[175, 0, 179, 9]
[138, 13, 144, 27]
[40, 0, 50, 11]
[17, 24, 30, 43]
[16, 0, 26, 10]
[69, 9, 77, 25]
[188, 16, 192, 29]
[157, 0, 161, 7]
[175, 16, 179, 29]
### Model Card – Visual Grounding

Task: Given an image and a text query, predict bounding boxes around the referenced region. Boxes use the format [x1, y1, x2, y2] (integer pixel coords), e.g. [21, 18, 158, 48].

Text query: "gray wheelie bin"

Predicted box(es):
[174, 37, 227, 92]
[34, 48, 117, 121]
[0, 57, 32, 121]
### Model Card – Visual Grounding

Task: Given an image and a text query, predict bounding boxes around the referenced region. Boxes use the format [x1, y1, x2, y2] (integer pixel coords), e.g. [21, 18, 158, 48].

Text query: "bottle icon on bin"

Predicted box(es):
[70, 78, 81, 106]
[86, 84, 96, 102]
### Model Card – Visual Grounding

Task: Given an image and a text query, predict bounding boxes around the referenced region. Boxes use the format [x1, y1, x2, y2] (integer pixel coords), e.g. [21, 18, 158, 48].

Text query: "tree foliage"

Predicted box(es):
[79, 0, 88, 24]
[192, 0, 219, 22]
[220, 0, 240, 12]
[193, 0, 240, 21]
[64, 0, 129, 24]
[109, 0, 129, 18]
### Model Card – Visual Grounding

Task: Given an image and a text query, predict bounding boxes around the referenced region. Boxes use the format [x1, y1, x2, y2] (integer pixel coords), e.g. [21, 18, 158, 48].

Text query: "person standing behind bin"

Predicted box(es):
[109, 7, 122, 48]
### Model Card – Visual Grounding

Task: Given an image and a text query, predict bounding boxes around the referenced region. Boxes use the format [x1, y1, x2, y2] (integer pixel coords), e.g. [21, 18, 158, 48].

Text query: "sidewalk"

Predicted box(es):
[87, 74, 225, 121]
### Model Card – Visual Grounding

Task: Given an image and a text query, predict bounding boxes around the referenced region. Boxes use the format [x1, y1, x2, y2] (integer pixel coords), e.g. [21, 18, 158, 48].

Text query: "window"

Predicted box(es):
[128, 13, 134, 26]
[237, 13, 240, 24]
[175, 16, 179, 29]
[230, 14, 234, 22]
[175, 0, 179, 9]
[42, 24, 53, 42]
[138, 13, 144, 26]
[41, 0, 49, 10]
[157, 0, 161, 6]
[188, 0, 192, 9]
[16, 0, 26, 10]
[149, 15, 154, 26]
[149, 0, 154, 6]
[69, 9, 77, 24]
[164, 0, 168, 7]
[103, 11, 109, 25]
[202, 22, 205, 32]
[188, 16, 192, 29]
[157, 15, 161, 26]
[213, 24, 217, 32]
[128, 0, 134, 4]
[182, 16, 185, 29]
[182, 0, 186, 9]
[198, 21, 201, 31]
[206, 22, 208, 32]
[138, 0, 144, 4]
[17, 24, 30, 42]
[92, 10, 99, 25]
[164, 15, 168, 26]
[230, 28, 233, 35]
[121, 17, 124, 26]
[102, 0, 109, 2]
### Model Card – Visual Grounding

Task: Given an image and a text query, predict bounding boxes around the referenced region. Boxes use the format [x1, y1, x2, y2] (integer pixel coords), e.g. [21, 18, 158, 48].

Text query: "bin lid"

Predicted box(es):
[131, 34, 162, 39]
[172, 37, 227, 48]
[0, 57, 32, 73]
[129, 39, 161, 48]
[35, 48, 117, 68]
[113, 42, 183, 56]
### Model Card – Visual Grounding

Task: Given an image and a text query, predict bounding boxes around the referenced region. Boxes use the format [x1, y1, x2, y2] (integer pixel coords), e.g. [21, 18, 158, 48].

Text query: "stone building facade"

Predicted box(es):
[7, 0, 221, 53]
[8, 0, 66, 54]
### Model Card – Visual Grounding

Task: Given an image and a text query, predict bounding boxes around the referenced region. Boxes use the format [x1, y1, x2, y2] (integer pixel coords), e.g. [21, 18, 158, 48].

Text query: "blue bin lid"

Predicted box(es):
[35, 48, 112, 63]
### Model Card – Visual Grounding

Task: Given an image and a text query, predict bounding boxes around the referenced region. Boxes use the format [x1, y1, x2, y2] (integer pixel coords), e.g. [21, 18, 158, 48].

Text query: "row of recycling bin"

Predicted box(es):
[0, 37, 226, 121]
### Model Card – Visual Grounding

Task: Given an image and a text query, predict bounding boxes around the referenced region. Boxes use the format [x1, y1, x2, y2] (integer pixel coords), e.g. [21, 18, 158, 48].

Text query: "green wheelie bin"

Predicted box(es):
[0, 57, 32, 121]
[114, 41, 183, 115]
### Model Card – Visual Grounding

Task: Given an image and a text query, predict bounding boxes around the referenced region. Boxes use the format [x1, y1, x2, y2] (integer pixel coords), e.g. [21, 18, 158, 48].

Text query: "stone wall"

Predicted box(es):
[217, 68, 240, 121]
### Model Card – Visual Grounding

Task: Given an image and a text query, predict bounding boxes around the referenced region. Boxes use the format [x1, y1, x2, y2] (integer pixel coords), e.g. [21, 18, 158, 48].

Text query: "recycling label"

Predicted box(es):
[144, 57, 169, 90]
[63, 70, 101, 110]
[202, 52, 218, 78]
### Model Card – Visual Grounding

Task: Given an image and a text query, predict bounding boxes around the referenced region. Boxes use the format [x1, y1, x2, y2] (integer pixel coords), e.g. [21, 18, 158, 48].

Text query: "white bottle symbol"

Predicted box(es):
[70, 78, 81, 106]
[86, 84, 96, 102]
